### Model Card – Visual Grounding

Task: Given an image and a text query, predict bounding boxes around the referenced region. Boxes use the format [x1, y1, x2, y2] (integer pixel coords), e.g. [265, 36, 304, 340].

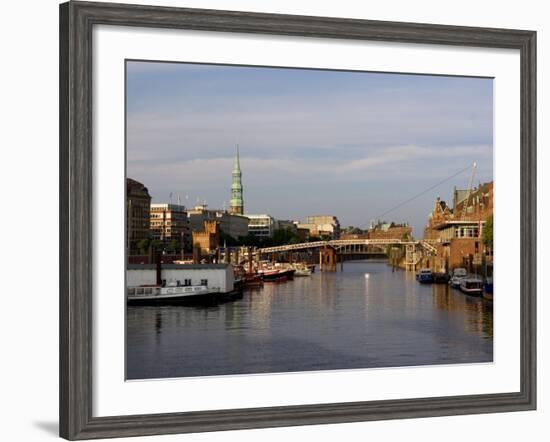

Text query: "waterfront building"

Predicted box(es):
[150, 203, 191, 252]
[127, 263, 234, 293]
[188, 204, 249, 240]
[298, 215, 341, 239]
[192, 220, 220, 255]
[229, 147, 244, 215]
[276, 219, 299, 233]
[246, 214, 277, 238]
[126, 178, 151, 254]
[423, 182, 493, 272]
[367, 220, 412, 241]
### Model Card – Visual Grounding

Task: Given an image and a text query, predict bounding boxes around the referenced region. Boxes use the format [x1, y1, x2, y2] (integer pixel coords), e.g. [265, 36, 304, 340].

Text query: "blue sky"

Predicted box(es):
[126, 61, 493, 236]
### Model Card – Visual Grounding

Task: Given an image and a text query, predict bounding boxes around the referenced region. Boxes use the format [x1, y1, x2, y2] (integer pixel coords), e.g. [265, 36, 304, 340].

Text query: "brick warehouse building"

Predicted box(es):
[423, 182, 493, 273]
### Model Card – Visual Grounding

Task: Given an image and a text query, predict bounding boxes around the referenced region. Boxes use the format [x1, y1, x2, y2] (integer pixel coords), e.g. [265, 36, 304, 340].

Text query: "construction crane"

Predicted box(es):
[460, 162, 477, 220]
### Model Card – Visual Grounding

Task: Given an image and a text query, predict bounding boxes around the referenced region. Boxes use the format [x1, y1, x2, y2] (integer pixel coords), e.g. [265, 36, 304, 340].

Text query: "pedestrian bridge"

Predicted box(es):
[259, 238, 436, 254]
[258, 239, 438, 272]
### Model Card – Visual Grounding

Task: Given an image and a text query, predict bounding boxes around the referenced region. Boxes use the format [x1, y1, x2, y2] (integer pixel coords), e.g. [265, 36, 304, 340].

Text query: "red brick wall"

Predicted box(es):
[448, 238, 481, 269]
[368, 226, 412, 240]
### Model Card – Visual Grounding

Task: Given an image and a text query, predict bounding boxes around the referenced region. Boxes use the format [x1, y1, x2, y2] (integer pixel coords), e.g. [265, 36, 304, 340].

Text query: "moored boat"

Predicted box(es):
[260, 268, 295, 282]
[449, 267, 468, 288]
[294, 268, 312, 277]
[459, 277, 484, 296]
[244, 273, 264, 287]
[483, 277, 493, 300]
[293, 263, 312, 277]
[417, 269, 434, 283]
[127, 284, 232, 305]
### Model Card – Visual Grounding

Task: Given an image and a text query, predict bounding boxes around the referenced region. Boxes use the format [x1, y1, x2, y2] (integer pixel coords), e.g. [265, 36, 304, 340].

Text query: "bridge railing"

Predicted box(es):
[258, 239, 419, 254]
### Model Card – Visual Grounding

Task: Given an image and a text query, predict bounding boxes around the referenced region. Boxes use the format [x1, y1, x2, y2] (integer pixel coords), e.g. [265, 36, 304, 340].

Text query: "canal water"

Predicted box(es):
[126, 260, 493, 380]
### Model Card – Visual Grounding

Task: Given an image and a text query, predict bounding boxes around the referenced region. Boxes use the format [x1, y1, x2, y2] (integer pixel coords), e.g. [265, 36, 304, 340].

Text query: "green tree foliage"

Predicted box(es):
[166, 239, 180, 254]
[272, 228, 301, 245]
[482, 214, 493, 250]
[308, 235, 322, 242]
[343, 226, 364, 235]
[150, 239, 163, 253]
[136, 238, 150, 255]
[228, 228, 302, 248]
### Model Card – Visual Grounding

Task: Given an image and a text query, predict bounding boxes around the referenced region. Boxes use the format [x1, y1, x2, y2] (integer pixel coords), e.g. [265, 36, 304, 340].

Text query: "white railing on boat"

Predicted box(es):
[127, 286, 220, 298]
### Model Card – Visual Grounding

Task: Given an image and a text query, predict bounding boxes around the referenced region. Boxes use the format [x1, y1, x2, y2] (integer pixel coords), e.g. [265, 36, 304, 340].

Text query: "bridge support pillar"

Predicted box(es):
[320, 246, 337, 272]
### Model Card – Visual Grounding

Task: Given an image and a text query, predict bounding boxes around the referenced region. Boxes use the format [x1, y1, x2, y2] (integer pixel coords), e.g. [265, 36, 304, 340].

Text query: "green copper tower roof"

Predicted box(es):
[229, 146, 244, 215]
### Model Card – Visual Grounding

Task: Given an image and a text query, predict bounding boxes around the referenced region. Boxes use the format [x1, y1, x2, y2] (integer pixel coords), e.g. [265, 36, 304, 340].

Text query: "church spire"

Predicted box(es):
[233, 145, 240, 171]
[229, 145, 244, 215]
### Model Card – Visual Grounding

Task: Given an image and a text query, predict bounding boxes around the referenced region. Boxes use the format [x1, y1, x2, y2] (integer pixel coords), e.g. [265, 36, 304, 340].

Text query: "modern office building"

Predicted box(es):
[246, 214, 277, 238]
[150, 203, 191, 252]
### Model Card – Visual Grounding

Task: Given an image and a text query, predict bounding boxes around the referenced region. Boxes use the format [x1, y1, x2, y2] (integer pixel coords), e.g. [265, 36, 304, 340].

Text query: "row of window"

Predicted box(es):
[162, 279, 208, 287]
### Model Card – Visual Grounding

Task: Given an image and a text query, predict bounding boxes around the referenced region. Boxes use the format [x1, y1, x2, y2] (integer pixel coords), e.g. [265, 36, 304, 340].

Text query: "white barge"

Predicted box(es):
[127, 263, 240, 305]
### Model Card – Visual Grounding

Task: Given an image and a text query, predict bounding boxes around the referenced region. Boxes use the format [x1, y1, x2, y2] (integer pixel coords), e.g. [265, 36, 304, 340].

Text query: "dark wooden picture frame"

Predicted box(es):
[59, 1, 536, 439]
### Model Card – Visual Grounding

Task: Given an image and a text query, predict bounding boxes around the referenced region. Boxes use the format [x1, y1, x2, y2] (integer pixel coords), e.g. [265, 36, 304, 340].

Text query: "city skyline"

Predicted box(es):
[127, 61, 493, 236]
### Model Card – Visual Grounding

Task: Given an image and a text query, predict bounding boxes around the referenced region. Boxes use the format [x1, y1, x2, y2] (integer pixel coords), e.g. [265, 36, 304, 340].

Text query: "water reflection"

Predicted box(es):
[127, 261, 493, 380]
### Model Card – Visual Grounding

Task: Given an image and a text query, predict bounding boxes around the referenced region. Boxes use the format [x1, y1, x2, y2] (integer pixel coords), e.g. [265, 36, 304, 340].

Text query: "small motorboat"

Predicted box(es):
[293, 264, 312, 277]
[417, 269, 434, 284]
[449, 267, 468, 288]
[459, 277, 484, 296]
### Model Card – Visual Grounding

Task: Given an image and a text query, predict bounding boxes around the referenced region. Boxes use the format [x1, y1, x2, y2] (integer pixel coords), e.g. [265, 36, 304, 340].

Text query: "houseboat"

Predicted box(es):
[127, 283, 242, 305]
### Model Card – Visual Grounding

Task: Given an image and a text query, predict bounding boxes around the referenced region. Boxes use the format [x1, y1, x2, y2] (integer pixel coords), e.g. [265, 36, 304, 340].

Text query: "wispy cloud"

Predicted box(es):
[126, 61, 493, 233]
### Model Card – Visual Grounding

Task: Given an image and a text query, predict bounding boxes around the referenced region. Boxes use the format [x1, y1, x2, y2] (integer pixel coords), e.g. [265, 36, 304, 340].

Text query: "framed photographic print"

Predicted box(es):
[59, 1, 536, 439]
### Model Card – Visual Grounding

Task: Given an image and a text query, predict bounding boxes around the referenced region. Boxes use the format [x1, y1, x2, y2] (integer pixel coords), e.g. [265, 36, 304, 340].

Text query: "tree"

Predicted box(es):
[150, 239, 163, 253]
[166, 239, 180, 254]
[272, 228, 301, 246]
[482, 214, 493, 250]
[136, 238, 150, 255]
